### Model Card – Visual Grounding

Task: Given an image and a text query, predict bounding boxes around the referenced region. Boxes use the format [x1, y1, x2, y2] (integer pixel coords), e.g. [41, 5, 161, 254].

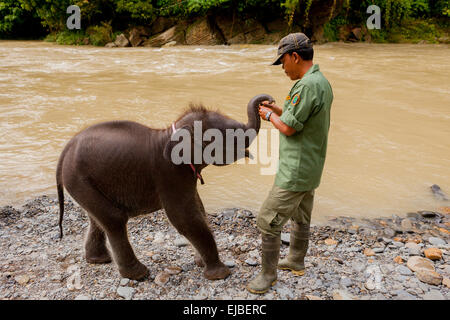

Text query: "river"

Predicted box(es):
[0, 40, 449, 223]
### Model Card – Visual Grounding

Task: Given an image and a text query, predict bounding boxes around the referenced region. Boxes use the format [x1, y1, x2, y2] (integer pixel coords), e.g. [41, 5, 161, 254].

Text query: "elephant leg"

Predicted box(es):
[193, 191, 206, 268]
[161, 192, 230, 280]
[66, 178, 148, 280]
[85, 216, 112, 264]
[102, 221, 148, 280]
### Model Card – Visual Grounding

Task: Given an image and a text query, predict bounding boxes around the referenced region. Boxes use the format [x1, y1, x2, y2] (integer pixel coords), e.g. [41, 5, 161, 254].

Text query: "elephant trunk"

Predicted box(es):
[244, 93, 275, 147]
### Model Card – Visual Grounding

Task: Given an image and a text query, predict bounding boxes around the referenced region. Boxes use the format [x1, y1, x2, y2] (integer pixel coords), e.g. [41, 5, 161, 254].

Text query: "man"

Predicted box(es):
[247, 33, 333, 294]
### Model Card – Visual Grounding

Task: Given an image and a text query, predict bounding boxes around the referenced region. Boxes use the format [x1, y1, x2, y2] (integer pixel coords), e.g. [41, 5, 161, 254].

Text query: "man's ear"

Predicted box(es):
[292, 52, 302, 63]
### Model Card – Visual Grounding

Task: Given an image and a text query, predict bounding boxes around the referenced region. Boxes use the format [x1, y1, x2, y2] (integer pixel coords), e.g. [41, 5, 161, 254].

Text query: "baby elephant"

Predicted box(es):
[56, 94, 273, 281]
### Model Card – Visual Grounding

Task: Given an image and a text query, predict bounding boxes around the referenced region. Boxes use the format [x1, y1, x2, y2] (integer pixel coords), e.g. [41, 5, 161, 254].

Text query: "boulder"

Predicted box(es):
[163, 41, 177, 47]
[143, 24, 186, 47]
[114, 34, 130, 47]
[338, 25, 351, 41]
[350, 27, 362, 41]
[128, 26, 150, 47]
[185, 17, 225, 45]
[215, 16, 270, 44]
[150, 17, 177, 35]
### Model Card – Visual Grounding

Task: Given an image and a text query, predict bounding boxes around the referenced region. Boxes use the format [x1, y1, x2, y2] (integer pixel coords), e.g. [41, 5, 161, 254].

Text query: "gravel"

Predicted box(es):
[0, 194, 449, 300]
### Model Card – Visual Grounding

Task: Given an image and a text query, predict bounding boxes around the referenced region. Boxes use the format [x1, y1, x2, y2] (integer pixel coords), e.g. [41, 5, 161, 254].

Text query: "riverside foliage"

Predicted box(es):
[0, 0, 448, 42]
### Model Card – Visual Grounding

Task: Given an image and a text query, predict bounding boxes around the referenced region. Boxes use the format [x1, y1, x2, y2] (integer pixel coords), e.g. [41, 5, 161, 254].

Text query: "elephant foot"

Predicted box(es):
[119, 261, 149, 281]
[86, 253, 112, 264]
[194, 253, 205, 267]
[203, 263, 231, 280]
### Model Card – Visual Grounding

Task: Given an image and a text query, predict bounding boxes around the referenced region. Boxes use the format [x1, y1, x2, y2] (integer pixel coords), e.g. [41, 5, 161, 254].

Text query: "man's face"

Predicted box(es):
[281, 53, 300, 80]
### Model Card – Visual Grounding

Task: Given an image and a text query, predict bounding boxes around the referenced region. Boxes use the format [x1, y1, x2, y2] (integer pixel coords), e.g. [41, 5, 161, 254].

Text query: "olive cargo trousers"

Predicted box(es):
[257, 184, 315, 237]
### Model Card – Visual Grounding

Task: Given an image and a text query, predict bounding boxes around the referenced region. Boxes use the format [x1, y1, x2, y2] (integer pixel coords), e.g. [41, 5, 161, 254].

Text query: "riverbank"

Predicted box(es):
[2, 1, 449, 46]
[0, 194, 448, 300]
[43, 16, 450, 48]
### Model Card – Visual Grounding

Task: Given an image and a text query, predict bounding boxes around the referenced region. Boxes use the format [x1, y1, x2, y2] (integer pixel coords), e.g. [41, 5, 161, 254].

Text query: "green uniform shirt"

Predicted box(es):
[275, 64, 333, 191]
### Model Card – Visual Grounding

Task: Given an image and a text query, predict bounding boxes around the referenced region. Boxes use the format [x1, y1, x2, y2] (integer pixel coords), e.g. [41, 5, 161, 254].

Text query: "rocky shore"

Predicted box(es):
[103, 13, 377, 49]
[0, 195, 449, 300]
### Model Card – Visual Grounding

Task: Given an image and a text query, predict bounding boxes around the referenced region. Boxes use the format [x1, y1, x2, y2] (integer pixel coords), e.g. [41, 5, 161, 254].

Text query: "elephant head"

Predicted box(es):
[163, 94, 274, 167]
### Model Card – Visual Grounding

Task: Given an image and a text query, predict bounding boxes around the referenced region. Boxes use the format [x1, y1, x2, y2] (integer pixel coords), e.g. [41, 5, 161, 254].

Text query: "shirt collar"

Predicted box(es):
[291, 64, 319, 90]
[303, 64, 319, 77]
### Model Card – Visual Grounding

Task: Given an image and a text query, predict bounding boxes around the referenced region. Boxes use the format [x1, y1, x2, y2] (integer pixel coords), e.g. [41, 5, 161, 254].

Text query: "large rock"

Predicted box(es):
[406, 256, 435, 272]
[150, 17, 177, 35]
[114, 34, 130, 47]
[128, 26, 150, 47]
[185, 17, 225, 45]
[215, 16, 271, 44]
[143, 24, 186, 47]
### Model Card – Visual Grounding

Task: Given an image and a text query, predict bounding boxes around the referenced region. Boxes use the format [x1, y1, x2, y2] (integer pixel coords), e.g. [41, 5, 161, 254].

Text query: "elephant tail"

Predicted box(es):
[56, 141, 72, 239]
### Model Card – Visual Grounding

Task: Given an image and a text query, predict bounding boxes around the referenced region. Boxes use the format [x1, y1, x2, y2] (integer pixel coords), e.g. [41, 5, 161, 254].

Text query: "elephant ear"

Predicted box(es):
[163, 124, 196, 164]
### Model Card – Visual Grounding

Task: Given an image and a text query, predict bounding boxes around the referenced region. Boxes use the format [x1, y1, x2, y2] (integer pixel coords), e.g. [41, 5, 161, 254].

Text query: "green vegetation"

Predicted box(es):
[44, 22, 115, 46]
[1, 0, 449, 44]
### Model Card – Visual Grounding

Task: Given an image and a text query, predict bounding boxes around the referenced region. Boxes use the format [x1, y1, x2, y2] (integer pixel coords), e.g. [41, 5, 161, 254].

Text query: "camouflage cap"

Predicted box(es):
[271, 33, 312, 65]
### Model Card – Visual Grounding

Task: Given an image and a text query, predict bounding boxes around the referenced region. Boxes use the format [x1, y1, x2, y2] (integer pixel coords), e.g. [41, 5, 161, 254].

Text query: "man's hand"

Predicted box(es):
[259, 102, 296, 136]
[258, 105, 272, 120]
[259, 100, 282, 116]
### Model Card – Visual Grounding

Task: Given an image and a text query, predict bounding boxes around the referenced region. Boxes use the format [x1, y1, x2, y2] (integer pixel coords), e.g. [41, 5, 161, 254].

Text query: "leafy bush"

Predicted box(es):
[116, 0, 155, 23]
[86, 22, 113, 46]
[0, 0, 24, 34]
[323, 16, 348, 41]
[54, 29, 87, 45]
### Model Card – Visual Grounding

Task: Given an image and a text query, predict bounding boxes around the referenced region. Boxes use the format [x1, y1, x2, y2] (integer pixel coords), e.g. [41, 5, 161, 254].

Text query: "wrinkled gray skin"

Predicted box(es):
[56, 94, 274, 281]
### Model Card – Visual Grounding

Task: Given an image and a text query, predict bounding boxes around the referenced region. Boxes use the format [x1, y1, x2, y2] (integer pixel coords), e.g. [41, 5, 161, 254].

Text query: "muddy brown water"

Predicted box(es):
[0, 41, 449, 223]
